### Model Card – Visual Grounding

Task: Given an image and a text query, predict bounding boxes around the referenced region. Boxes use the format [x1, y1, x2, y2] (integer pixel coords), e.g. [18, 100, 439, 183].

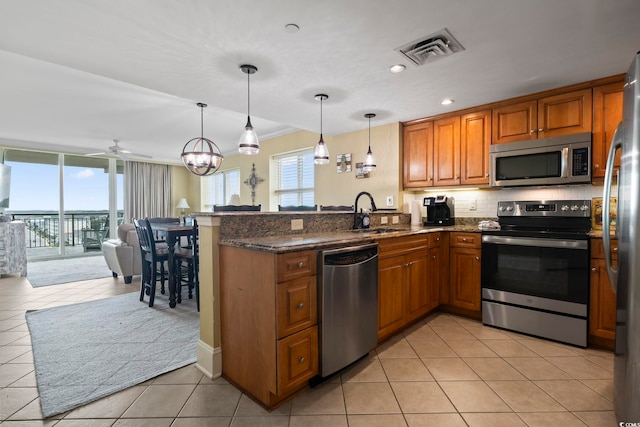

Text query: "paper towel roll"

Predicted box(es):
[411, 200, 422, 225]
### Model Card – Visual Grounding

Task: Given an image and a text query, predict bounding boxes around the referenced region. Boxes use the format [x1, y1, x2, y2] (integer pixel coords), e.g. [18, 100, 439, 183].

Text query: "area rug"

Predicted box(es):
[28, 255, 113, 287]
[26, 292, 199, 417]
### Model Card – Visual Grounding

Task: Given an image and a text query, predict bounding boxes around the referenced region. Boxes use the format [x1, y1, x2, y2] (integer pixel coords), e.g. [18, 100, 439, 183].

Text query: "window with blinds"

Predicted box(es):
[273, 149, 314, 206]
[202, 168, 240, 209]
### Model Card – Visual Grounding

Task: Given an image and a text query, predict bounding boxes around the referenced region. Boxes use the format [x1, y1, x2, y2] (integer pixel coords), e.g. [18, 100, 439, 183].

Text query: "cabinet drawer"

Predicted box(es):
[377, 235, 429, 259]
[428, 232, 443, 248]
[277, 326, 318, 395]
[277, 276, 317, 339]
[450, 232, 481, 248]
[277, 250, 317, 282]
[591, 238, 618, 260]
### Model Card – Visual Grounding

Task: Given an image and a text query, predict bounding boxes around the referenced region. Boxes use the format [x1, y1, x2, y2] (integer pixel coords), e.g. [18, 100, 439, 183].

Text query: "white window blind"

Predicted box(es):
[273, 149, 314, 206]
[202, 168, 240, 209]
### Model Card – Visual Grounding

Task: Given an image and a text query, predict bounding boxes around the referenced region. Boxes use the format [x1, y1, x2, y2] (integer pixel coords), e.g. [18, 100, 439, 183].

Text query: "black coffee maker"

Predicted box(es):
[423, 195, 454, 226]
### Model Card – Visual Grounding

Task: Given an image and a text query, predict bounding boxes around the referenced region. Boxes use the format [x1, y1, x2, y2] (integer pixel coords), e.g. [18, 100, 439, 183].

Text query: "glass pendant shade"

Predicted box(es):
[238, 64, 260, 155]
[362, 113, 377, 172]
[314, 134, 330, 165]
[314, 94, 330, 165]
[238, 116, 259, 155]
[181, 103, 224, 177]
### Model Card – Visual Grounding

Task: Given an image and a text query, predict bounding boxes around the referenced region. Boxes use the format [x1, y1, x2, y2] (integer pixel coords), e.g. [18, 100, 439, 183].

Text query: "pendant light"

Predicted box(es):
[181, 103, 224, 176]
[363, 113, 377, 172]
[314, 94, 329, 165]
[238, 64, 259, 155]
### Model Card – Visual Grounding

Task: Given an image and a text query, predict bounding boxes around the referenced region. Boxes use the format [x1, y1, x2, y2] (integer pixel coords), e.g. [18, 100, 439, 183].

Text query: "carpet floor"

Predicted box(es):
[27, 255, 113, 287]
[26, 292, 199, 417]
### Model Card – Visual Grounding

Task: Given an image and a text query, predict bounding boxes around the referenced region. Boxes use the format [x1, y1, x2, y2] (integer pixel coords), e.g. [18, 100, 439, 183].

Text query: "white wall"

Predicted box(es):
[404, 185, 611, 219]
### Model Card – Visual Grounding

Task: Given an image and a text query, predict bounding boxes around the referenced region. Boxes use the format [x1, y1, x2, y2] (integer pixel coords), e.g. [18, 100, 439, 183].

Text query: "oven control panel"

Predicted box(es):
[497, 200, 591, 217]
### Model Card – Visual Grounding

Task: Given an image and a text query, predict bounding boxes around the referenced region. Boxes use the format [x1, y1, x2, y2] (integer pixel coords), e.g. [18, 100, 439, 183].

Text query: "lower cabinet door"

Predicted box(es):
[377, 256, 406, 340]
[277, 326, 318, 396]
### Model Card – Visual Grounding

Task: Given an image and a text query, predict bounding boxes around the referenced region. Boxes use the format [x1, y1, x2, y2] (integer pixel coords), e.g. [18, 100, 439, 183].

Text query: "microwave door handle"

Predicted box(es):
[603, 123, 622, 292]
[561, 147, 569, 178]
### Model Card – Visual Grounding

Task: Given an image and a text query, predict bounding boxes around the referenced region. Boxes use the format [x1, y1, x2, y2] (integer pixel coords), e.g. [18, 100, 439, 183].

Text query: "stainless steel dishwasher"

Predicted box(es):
[318, 243, 378, 377]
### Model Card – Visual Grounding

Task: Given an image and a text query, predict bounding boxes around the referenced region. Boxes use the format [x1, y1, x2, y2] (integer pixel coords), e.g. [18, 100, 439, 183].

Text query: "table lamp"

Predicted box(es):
[176, 198, 190, 223]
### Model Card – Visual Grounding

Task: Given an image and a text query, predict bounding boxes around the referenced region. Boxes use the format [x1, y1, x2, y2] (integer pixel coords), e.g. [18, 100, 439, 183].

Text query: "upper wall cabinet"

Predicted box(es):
[460, 110, 491, 185]
[403, 121, 434, 188]
[492, 89, 592, 144]
[592, 81, 624, 179]
[404, 110, 491, 189]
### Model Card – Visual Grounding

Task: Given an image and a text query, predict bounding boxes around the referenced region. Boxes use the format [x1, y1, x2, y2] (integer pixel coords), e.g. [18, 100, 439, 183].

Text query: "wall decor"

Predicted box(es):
[355, 162, 370, 179]
[243, 163, 264, 205]
[336, 153, 351, 173]
[592, 197, 617, 231]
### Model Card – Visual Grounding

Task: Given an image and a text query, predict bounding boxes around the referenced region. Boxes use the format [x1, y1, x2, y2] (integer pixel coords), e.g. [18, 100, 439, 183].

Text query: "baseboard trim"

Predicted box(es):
[195, 340, 222, 379]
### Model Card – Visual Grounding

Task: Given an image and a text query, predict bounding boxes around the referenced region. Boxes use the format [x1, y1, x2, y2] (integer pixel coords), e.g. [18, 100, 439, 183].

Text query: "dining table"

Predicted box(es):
[150, 223, 194, 308]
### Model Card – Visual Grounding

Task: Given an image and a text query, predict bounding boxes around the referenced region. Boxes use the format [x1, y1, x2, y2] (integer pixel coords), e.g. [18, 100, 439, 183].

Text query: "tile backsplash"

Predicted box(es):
[406, 184, 612, 219]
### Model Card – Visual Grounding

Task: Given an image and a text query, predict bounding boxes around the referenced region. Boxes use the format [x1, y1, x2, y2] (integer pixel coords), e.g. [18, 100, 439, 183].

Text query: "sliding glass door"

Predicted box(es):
[3, 149, 123, 259]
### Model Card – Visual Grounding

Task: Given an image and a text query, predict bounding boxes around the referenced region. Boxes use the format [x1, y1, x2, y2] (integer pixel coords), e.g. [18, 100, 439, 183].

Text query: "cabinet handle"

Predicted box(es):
[298, 357, 305, 364]
[594, 164, 600, 169]
[613, 247, 618, 252]
[474, 256, 479, 261]
[297, 261, 304, 268]
[485, 173, 489, 177]
[432, 255, 436, 259]
[297, 303, 304, 309]
[591, 267, 598, 272]
[538, 128, 544, 132]
[435, 237, 440, 242]
[455, 176, 459, 180]
[428, 177, 432, 181]
[462, 238, 467, 242]
[530, 129, 536, 134]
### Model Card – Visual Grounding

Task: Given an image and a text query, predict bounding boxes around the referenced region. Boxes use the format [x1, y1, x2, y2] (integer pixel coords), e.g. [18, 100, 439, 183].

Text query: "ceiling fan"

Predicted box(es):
[85, 139, 152, 159]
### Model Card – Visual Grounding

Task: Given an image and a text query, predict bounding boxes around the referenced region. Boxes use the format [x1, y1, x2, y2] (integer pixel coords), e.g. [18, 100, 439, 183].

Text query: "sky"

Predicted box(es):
[4, 161, 123, 212]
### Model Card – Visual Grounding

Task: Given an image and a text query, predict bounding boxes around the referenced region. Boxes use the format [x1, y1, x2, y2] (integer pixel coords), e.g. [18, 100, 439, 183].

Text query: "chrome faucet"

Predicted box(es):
[353, 191, 377, 229]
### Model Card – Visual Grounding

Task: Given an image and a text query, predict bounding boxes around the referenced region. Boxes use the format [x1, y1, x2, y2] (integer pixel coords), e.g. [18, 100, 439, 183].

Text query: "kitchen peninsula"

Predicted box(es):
[193, 210, 484, 408]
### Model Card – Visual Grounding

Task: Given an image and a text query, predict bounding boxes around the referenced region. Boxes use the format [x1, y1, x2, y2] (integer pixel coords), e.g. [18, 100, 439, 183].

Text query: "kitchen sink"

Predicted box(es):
[348, 227, 403, 234]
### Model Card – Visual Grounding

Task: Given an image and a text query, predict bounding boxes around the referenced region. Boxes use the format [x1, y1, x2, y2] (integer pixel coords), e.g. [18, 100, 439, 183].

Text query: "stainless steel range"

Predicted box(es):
[481, 199, 591, 347]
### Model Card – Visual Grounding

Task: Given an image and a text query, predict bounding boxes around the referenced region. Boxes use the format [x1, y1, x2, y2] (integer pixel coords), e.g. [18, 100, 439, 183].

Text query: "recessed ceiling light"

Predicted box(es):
[389, 64, 406, 73]
[284, 23, 300, 33]
[441, 98, 454, 105]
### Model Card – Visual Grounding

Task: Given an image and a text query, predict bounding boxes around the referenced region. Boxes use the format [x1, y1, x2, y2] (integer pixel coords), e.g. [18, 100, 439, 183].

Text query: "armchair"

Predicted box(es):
[101, 223, 142, 284]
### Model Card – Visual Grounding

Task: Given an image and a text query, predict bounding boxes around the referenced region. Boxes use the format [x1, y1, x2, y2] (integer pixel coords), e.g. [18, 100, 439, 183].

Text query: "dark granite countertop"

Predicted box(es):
[219, 225, 483, 253]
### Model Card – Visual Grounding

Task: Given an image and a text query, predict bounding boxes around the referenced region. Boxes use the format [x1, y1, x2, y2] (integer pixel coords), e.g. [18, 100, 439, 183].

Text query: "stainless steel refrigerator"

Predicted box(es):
[603, 50, 640, 423]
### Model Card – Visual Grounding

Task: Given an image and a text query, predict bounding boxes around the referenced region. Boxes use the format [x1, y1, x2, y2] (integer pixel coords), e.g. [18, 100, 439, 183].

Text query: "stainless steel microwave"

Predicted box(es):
[490, 132, 591, 187]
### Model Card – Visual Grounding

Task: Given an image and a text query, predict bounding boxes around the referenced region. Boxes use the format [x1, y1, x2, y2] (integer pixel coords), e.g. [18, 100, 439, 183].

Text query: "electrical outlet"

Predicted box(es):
[470, 199, 477, 211]
[386, 196, 393, 207]
[380, 216, 388, 225]
[291, 219, 303, 230]
[392, 215, 399, 224]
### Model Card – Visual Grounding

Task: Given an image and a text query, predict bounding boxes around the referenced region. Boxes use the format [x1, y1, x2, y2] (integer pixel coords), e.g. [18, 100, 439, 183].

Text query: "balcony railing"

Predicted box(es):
[9, 210, 122, 250]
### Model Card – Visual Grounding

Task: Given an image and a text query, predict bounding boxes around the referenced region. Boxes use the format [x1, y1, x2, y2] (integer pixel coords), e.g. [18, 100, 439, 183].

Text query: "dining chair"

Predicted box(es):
[213, 204, 261, 212]
[278, 204, 317, 211]
[133, 218, 169, 307]
[320, 205, 354, 211]
[173, 218, 199, 311]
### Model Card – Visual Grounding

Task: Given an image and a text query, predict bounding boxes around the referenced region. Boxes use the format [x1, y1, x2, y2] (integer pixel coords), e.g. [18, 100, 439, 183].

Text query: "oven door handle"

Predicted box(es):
[602, 122, 621, 293]
[482, 235, 588, 250]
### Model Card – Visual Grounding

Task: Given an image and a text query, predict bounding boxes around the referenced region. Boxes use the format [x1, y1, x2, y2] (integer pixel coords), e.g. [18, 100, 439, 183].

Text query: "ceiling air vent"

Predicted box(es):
[394, 28, 464, 66]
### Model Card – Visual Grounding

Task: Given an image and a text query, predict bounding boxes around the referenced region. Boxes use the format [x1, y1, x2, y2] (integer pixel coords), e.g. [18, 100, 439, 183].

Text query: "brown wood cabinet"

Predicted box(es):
[492, 89, 592, 144]
[376, 234, 442, 340]
[592, 81, 624, 179]
[403, 121, 434, 188]
[460, 110, 491, 185]
[404, 110, 490, 189]
[589, 238, 618, 349]
[433, 116, 461, 186]
[220, 246, 318, 409]
[448, 232, 481, 312]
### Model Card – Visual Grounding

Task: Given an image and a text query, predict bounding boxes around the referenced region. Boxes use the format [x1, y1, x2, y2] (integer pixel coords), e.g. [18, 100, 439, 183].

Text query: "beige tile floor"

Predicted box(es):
[0, 273, 617, 426]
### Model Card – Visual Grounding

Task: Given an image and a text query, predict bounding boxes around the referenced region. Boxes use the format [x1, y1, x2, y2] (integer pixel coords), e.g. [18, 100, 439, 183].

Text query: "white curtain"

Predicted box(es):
[124, 161, 173, 222]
